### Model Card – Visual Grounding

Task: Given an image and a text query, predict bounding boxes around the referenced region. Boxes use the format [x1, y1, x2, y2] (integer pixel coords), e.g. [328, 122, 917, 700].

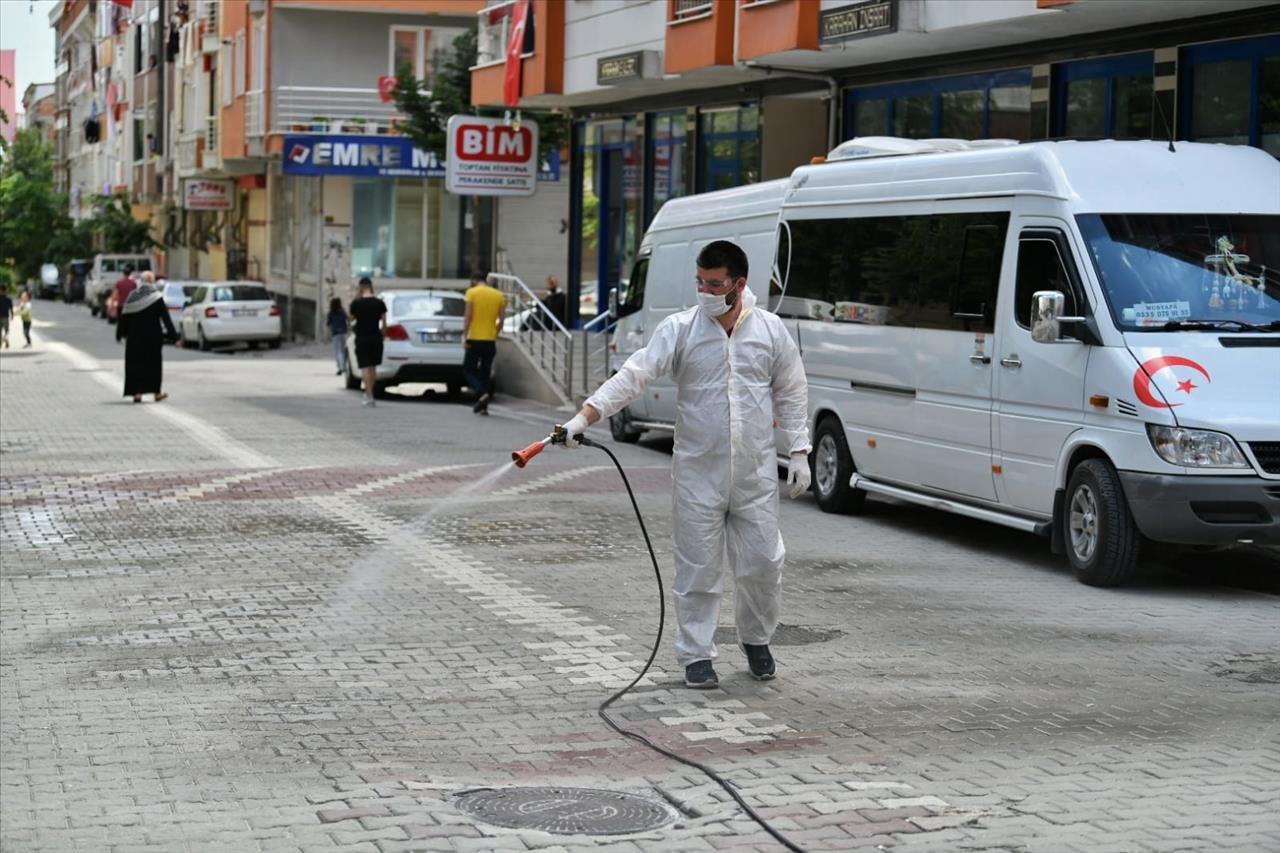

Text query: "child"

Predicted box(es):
[18, 290, 33, 348]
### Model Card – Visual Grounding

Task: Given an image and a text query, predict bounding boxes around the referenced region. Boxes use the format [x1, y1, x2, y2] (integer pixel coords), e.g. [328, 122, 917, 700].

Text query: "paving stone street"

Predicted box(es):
[2, 301, 1278, 853]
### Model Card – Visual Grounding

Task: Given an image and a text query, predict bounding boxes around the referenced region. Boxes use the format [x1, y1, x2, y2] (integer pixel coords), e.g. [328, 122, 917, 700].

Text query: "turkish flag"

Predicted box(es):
[378, 75, 398, 103]
[503, 0, 531, 107]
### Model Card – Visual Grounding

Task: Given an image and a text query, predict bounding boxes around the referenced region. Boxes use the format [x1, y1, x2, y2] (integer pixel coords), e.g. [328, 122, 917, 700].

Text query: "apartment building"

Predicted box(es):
[474, 0, 1280, 326]
[20, 83, 58, 145]
[1, 51, 14, 146]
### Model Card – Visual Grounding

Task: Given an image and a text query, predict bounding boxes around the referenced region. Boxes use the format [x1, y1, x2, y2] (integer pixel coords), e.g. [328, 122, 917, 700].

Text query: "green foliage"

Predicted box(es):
[0, 127, 71, 280]
[84, 193, 155, 255]
[392, 28, 567, 158]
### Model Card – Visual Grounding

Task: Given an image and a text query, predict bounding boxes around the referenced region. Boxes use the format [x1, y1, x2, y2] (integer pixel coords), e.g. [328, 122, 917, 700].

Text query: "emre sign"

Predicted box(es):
[445, 115, 538, 197]
[820, 0, 896, 42]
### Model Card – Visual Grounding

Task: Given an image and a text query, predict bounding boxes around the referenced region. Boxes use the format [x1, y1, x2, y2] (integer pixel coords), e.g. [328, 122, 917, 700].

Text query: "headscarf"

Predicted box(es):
[122, 282, 163, 314]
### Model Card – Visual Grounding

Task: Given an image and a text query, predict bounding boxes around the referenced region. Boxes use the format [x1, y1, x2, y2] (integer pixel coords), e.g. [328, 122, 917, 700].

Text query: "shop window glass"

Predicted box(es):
[1064, 78, 1107, 137]
[893, 94, 932, 138]
[1113, 74, 1153, 138]
[393, 29, 418, 76]
[269, 171, 290, 275]
[1263, 58, 1280, 157]
[855, 98, 888, 137]
[296, 176, 320, 278]
[699, 104, 760, 192]
[940, 90, 984, 138]
[988, 86, 1031, 140]
[353, 179, 394, 277]
[650, 110, 689, 217]
[394, 182, 424, 278]
[1191, 60, 1252, 145]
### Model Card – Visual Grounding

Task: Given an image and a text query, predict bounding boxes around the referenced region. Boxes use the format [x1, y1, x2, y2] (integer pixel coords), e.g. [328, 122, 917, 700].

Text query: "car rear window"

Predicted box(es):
[392, 294, 466, 317]
[213, 285, 272, 301]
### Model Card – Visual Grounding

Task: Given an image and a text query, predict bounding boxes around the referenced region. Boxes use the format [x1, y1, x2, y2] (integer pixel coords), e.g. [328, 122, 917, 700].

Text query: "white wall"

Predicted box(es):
[495, 178, 571, 289]
[563, 0, 666, 96]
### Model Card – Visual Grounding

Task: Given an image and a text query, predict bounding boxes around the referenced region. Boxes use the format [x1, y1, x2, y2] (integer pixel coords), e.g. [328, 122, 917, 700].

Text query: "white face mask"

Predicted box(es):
[696, 290, 733, 317]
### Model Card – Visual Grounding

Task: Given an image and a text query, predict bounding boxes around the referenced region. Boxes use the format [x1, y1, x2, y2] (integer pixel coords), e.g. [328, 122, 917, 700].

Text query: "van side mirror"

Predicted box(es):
[608, 286, 618, 319]
[1031, 291, 1086, 343]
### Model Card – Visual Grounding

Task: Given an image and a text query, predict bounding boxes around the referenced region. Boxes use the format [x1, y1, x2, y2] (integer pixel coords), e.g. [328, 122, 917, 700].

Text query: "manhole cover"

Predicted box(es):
[1212, 656, 1280, 684]
[714, 622, 844, 647]
[454, 787, 675, 835]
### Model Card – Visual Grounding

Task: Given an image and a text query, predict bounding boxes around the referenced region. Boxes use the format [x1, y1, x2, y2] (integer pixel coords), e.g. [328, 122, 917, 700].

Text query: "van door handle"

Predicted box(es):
[1000, 355, 1022, 369]
[969, 354, 991, 365]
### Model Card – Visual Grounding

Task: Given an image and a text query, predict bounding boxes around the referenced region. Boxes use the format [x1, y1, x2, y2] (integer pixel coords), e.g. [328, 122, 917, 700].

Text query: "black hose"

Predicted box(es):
[579, 435, 808, 853]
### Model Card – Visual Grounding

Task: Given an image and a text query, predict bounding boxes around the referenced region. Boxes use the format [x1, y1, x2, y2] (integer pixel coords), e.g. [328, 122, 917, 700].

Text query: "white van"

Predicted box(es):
[610, 138, 1279, 586]
[607, 178, 789, 442]
[776, 139, 1279, 586]
[87, 253, 153, 316]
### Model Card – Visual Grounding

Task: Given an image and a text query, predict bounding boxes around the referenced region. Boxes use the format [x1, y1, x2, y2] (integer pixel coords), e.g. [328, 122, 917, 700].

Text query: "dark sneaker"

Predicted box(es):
[472, 393, 491, 413]
[684, 660, 719, 689]
[743, 644, 776, 681]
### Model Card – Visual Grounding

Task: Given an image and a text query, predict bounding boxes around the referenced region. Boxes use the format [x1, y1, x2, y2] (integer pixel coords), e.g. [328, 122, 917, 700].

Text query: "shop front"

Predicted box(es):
[570, 102, 758, 327]
[272, 133, 489, 338]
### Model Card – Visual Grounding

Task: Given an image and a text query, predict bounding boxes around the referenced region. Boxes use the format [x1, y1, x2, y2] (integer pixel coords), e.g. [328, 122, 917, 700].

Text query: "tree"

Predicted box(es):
[0, 127, 72, 281]
[84, 193, 155, 254]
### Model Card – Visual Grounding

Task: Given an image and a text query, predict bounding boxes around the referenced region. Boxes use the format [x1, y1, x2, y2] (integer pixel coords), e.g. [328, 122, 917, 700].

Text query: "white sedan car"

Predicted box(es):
[162, 280, 205, 329]
[344, 289, 467, 395]
[180, 282, 283, 351]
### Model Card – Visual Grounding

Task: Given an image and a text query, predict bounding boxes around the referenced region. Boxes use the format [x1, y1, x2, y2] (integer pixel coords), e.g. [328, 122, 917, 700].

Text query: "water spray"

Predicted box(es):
[509, 427, 806, 852]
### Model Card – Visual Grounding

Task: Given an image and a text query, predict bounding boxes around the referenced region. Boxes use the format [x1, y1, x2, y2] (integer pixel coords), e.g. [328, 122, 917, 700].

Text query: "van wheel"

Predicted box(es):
[269, 338, 282, 350]
[610, 406, 642, 444]
[812, 416, 866, 514]
[1064, 459, 1140, 587]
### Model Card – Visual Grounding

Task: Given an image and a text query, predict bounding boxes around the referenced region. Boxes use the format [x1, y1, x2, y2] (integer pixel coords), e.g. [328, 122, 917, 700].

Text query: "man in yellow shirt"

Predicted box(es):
[463, 272, 507, 415]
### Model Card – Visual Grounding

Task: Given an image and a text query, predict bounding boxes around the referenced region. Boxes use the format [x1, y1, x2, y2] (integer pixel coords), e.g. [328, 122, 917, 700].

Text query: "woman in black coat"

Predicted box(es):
[116, 282, 180, 403]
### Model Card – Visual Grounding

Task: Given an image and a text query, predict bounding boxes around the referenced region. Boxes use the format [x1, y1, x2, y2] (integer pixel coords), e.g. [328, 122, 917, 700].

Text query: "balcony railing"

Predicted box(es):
[246, 90, 265, 138]
[270, 86, 400, 135]
[476, 1, 515, 65]
[673, 0, 713, 19]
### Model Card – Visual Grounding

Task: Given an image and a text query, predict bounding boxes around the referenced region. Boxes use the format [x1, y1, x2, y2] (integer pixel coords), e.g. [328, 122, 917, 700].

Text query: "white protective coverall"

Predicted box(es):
[584, 289, 810, 666]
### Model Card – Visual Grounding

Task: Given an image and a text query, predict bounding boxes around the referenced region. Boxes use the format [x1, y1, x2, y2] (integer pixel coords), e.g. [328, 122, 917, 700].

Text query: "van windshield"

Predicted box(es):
[1078, 214, 1280, 331]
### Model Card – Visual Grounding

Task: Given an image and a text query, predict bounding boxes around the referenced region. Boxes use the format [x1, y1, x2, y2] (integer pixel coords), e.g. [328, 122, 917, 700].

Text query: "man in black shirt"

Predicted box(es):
[0, 288, 12, 349]
[348, 277, 387, 407]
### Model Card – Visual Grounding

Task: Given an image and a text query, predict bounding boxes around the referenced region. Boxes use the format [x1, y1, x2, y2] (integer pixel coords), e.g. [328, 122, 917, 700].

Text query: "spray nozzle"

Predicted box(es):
[512, 436, 551, 468]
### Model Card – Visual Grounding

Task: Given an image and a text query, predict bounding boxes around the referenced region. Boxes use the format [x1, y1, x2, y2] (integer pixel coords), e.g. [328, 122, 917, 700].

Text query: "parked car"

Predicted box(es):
[87, 253, 152, 317]
[39, 263, 61, 299]
[162, 280, 204, 328]
[345, 288, 466, 396]
[179, 282, 282, 350]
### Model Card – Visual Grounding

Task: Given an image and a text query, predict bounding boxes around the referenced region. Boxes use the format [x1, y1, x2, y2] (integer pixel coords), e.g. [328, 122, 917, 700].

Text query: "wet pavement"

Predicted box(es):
[2, 300, 1278, 852]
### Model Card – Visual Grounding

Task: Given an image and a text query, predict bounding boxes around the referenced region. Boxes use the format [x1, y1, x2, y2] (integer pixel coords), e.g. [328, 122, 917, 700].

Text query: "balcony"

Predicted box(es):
[246, 90, 265, 138]
[270, 86, 400, 135]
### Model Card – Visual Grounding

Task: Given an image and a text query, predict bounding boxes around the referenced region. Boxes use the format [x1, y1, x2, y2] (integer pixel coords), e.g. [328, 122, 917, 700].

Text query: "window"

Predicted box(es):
[1014, 235, 1078, 329]
[250, 20, 266, 92]
[214, 285, 271, 301]
[391, 293, 466, 318]
[132, 116, 145, 161]
[648, 110, 689, 221]
[390, 26, 433, 79]
[1053, 53, 1153, 138]
[352, 178, 466, 279]
[1182, 36, 1280, 157]
[192, 286, 208, 304]
[616, 256, 648, 319]
[847, 70, 1033, 141]
[234, 30, 246, 98]
[269, 170, 291, 276]
[779, 212, 1009, 330]
[698, 104, 759, 192]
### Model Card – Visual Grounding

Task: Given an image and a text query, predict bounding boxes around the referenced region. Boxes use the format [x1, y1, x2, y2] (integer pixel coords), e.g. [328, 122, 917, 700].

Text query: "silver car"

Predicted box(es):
[344, 289, 467, 396]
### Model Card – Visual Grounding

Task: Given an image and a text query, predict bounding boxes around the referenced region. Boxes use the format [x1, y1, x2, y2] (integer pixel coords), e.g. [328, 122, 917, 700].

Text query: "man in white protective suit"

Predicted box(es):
[557, 240, 811, 689]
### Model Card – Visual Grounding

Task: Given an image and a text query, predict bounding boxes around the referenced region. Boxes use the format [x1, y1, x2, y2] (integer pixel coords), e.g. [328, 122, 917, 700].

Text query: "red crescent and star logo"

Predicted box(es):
[1132, 355, 1211, 408]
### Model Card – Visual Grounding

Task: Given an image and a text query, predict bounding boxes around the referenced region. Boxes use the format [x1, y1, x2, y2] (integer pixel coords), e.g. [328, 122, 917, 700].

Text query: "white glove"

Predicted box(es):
[787, 452, 811, 499]
[557, 413, 589, 449]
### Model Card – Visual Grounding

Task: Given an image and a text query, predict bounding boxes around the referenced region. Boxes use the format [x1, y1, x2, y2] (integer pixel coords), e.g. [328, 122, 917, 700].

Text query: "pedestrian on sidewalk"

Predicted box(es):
[537, 274, 567, 330]
[555, 240, 811, 690]
[116, 281, 180, 403]
[348, 278, 387, 407]
[113, 264, 137, 311]
[0, 287, 13, 349]
[325, 297, 349, 376]
[462, 271, 506, 415]
[18, 291, 33, 347]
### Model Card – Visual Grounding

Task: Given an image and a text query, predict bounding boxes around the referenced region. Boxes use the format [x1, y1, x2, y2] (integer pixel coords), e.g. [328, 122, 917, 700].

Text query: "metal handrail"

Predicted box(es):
[489, 273, 576, 401]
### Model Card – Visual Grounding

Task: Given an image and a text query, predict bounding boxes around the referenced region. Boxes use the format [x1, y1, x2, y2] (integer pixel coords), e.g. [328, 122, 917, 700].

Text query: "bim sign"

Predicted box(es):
[445, 115, 538, 197]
